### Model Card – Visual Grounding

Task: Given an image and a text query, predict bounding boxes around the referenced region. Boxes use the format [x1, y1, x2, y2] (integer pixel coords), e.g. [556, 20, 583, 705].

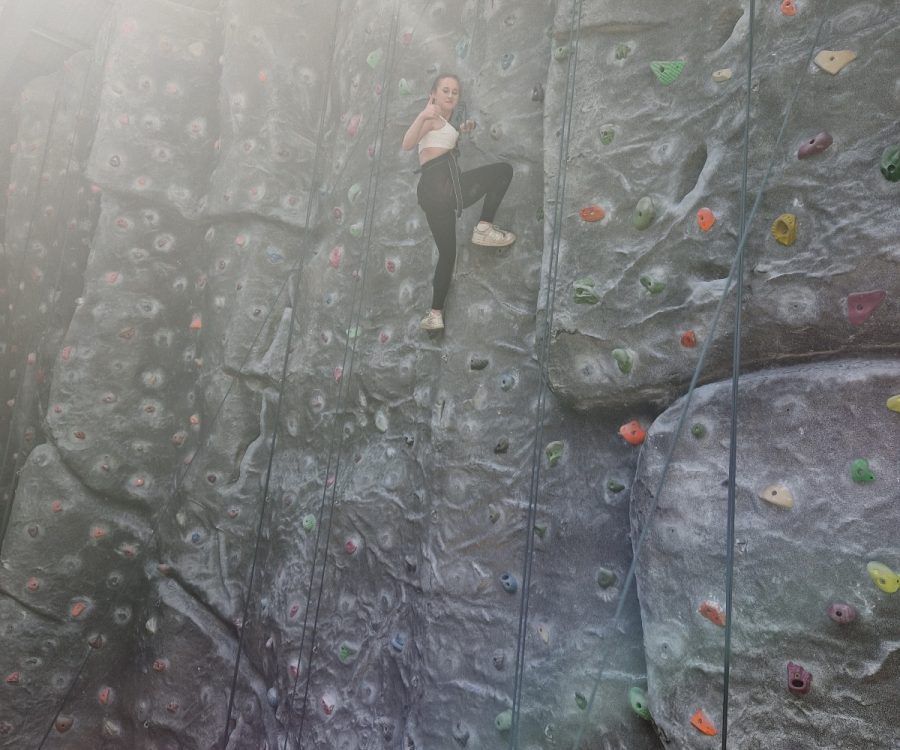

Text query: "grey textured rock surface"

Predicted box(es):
[0, 50, 101, 512]
[545, 1, 900, 410]
[1, 1, 661, 749]
[631, 358, 900, 749]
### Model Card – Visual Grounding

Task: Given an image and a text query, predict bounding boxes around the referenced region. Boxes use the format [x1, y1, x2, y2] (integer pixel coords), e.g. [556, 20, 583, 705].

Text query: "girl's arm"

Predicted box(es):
[401, 98, 440, 151]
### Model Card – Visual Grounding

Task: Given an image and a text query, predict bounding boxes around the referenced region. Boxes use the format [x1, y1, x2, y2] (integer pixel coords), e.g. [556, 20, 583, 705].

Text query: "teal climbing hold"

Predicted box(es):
[302, 514, 316, 532]
[575, 692, 588, 710]
[495, 709, 513, 732]
[366, 48, 383, 69]
[456, 37, 470, 59]
[611, 348, 634, 374]
[545, 441, 564, 466]
[881, 145, 900, 182]
[640, 276, 665, 294]
[629, 687, 651, 720]
[599, 124, 615, 146]
[633, 197, 656, 229]
[607, 479, 625, 493]
[851, 458, 875, 483]
[398, 78, 412, 96]
[650, 60, 685, 86]
[574, 278, 599, 304]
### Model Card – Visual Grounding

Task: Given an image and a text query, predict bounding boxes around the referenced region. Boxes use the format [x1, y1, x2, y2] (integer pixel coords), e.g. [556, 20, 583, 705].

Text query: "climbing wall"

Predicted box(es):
[632, 359, 900, 748]
[544, 1, 900, 410]
[0, 0, 897, 749]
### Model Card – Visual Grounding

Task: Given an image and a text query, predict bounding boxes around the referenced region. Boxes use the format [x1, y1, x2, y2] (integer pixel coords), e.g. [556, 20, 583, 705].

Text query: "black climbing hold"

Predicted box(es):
[500, 573, 518, 593]
[494, 437, 509, 454]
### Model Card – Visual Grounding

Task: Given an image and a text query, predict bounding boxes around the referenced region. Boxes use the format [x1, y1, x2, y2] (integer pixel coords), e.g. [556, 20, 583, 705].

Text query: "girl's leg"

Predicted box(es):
[423, 208, 457, 310]
[458, 162, 513, 223]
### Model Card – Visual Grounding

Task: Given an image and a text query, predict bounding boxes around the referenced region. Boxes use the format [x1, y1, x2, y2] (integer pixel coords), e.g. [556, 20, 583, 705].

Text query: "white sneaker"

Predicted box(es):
[420, 309, 444, 331]
[472, 222, 516, 247]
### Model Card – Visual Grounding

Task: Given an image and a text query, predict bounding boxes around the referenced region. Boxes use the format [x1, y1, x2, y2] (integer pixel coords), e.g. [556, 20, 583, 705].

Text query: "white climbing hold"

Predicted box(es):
[712, 68, 733, 82]
[759, 484, 794, 509]
[814, 49, 856, 75]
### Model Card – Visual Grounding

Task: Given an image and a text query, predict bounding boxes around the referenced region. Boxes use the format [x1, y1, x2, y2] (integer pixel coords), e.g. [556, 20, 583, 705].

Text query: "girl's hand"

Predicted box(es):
[421, 96, 441, 121]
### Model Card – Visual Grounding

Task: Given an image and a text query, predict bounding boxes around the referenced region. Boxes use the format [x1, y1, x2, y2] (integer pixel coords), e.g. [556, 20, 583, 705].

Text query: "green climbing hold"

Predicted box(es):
[599, 124, 615, 145]
[881, 145, 900, 182]
[639, 276, 665, 294]
[629, 687, 651, 720]
[574, 277, 599, 304]
[536, 206, 544, 222]
[346, 326, 361, 339]
[495, 709, 513, 732]
[302, 514, 316, 532]
[366, 48, 383, 69]
[597, 567, 617, 588]
[650, 60, 685, 86]
[633, 197, 656, 230]
[398, 78, 412, 96]
[349, 222, 364, 238]
[347, 183, 362, 203]
[615, 43, 631, 60]
[553, 45, 570, 62]
[575, 692, 588, 710]
[851, 458, 875, 483]
[690, 423, 706, 439]
[607, 479, 625, 493]
[534, 522, 547, 540]
[611, 348, 634, 374]
[338, 643, 357, 662]
[545, 441, 564, 467]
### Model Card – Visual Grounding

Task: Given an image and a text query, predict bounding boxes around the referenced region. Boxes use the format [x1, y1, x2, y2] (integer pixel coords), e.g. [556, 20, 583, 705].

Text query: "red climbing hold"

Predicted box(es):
[329, 246, 343, 269]
[690, 709, 717, 736]
[847, 290, 885, 326]
[54, 716, 74, 733]
[680, 330, 697, 348]
[98, 686, 111, 705]
[152, 658, 167, 672]
[51, 500, 63, 513]
[345, 538, 358, 555]
[696, 207, 716, 232]
[347, 114, 361, 138]
[26, 577, 39, 592]
[5, 672, 20, 685]
[579, 205, 606, 222]
[699, 600, 726, 627]
[618, 421, 646, 446]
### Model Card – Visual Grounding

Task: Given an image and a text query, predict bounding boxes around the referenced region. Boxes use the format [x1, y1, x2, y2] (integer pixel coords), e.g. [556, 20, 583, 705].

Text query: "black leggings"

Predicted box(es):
[416, 157, 513, 310]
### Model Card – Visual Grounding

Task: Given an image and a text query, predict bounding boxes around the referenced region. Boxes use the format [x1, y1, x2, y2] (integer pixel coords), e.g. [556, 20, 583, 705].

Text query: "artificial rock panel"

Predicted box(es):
[632, 358, 900, 749]
[544, 1, 900, 410]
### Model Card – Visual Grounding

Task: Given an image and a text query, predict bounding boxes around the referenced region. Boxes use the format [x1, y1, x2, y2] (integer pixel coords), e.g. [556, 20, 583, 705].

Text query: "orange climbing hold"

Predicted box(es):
[781, 0, 796, 15]
[190, 314, 202, 330]
[70, 602, 88, 618]
[681, 330, 697, 348]
[690, 709, 717, 736]
[579, 205, 606, 222]
[619, 420, 646, 445]
[699, 600, 726, 627]
[696, 207, 716, 232]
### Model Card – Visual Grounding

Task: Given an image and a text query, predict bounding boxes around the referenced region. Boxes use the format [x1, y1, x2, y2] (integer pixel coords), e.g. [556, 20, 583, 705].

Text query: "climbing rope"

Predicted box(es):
[572, 7, 834, 749]
[720, 0, 756, 745]
[507, 0, 585, 745]
[280, 2, 403, 746]
[219, 3, 347, 746]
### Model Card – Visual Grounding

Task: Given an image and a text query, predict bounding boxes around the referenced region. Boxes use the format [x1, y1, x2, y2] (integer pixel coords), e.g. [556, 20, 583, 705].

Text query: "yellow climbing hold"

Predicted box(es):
[712, 68, 733, 82]
[771, 213, 797, 246]
[867, 561, 900, 593]
[759, 484, 794, 509]
[814, 49, 857, 75]
[886, 395, 900, 413]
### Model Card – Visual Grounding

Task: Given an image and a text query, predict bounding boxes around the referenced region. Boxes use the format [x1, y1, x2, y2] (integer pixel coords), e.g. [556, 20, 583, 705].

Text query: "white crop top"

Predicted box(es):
[418, 117, 459, 153]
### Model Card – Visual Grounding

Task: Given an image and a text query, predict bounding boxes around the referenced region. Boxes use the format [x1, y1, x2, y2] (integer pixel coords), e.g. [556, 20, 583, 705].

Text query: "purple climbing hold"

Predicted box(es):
[847, 290, 885, 326]
[787, 662, 812, 696]
[827, 602, 857, 624]
[798, 131, 833, 159]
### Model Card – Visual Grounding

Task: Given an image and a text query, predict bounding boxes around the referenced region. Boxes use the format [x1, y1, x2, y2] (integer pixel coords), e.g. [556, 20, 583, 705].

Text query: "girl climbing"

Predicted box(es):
[401, 73, 516, 332]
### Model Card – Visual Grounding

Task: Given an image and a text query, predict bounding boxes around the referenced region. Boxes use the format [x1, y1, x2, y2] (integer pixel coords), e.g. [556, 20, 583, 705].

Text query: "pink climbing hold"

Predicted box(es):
[347, 114, 361, 137]
[847, 290, 885, 326]
[329, 246, 343, 269]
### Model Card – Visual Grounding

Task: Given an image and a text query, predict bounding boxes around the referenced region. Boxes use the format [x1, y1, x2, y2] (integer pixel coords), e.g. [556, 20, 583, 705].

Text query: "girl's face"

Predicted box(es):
[432, 77, 460, 114]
